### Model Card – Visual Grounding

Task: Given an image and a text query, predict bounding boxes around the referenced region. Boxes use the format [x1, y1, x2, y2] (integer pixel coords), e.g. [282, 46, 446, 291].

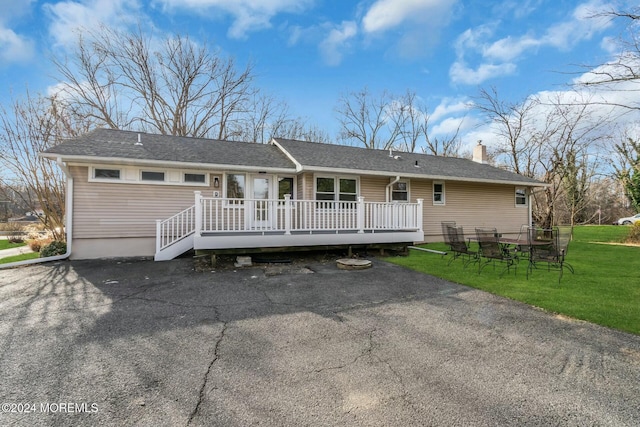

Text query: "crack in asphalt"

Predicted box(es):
[187, 321, 228, 425]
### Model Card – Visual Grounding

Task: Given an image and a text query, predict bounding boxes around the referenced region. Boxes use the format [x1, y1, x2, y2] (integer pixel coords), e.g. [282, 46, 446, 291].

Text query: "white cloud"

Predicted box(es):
[431, 115, 477, 137]
[541, 0, 614, 50]
[318, 21, 357, 66]
[449, 61, 517, 86]
[0, 0, 36, 24]
[362, 0, 456, 34]
[361, 0, 457, 57]
[430, 97, 472, 122]
[483, 35, 540, 62]
[44, 0, 143, 48]
[0, 27, 35, 64]
[156, 0, 313, 39]
[0, 0, 36, 64]
[450, 0, 615, 86]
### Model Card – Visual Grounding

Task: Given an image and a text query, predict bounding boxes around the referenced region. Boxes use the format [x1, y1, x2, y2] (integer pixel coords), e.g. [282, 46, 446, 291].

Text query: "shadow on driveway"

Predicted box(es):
[1, 256, 639, 426]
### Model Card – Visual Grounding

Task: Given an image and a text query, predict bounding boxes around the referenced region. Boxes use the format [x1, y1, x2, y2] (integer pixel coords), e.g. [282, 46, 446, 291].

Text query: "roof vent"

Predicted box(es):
[134, 133, 143, 146]
[414, 160, 419, 168]
[389, 148, 393, 157]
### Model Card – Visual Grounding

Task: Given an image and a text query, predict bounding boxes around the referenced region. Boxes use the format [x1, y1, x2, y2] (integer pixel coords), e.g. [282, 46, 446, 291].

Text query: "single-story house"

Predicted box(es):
[41, 128, 544, 260]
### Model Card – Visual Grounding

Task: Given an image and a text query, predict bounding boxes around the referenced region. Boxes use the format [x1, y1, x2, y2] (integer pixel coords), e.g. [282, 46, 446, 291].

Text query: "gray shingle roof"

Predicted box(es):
[43, 128, 543, 186]
[43, 128, 296, 170]
[273, 138, 543, 185]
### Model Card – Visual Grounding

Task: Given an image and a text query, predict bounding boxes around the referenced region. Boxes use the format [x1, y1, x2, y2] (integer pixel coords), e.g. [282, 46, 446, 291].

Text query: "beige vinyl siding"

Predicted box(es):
[360, 176, 389, 202]
[301, 173, 314, 199]
[300, 173, 387, 202]
[71, 165, 216, 239]
[296, 174, 306, 199]
[414, 180, 530, 242]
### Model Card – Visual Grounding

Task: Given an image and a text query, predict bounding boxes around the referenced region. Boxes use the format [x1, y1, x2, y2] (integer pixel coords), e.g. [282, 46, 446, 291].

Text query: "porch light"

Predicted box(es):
[214, 177, 220, 188]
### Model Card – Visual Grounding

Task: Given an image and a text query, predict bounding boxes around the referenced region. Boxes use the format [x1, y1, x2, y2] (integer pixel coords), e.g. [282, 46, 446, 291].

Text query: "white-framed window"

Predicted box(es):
[92, 167, 121, 180]
[88, 165, 210, 186]
[433, 181, 445, 205]
[141, 170, 165, 182]
[515, 187, 527, 206]
[184, 173, 207, 184]
[315, 176, 358, 202]
[391, 181, 409, 202]
[226, 173, 246, 200]
[278, 177, 295, 199]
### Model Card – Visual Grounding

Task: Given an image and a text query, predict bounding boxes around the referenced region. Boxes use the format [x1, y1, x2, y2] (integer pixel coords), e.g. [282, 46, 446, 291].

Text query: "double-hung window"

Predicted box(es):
[515, 187, 527, 206]
[391, 181, 409, 202]
[433, 181, 445, 205]
[315, 176, 358, 205]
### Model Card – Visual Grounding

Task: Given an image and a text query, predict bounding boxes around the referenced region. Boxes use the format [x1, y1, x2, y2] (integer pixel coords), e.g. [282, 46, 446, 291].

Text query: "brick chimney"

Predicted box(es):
[473, 140, 488, 164]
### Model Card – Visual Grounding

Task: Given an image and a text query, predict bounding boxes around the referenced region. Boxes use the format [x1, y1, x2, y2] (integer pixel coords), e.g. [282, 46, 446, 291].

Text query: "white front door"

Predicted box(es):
[250, 175, 271, 228]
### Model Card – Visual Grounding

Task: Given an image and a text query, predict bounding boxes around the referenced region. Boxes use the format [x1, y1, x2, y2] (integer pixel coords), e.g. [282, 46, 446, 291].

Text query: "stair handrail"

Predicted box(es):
[156, 205, 196, 253]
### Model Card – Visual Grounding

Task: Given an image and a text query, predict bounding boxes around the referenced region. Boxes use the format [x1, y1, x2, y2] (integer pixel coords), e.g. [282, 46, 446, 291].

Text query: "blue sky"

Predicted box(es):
[1, 0, 638, 151]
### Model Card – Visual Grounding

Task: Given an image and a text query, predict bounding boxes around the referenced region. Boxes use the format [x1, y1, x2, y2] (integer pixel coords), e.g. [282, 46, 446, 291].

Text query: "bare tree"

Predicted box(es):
[335, 88, 405, 150]
[0, 93, 92, 240]
[53, 25, 266, 139]
[475, 88, 607, 226]
[577, 8, 640, 110]
[473, 87, 548, 176]
[275, 119, 334, 144]
[335, 88, 463, 155]
[420, 116, 463, 157]
[389, 90, 463, 156]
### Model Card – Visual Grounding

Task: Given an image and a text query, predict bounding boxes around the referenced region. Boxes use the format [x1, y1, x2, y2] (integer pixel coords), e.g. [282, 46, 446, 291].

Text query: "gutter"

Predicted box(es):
[0, 157, 73, 269]
[270, 138, 304, 172]
[39, 152, 298, 175]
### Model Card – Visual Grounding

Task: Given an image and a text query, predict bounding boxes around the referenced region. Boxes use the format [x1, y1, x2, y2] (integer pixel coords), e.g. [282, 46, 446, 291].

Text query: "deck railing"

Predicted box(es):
[155, 205, 196, 253]
[195, 192, 423, 236]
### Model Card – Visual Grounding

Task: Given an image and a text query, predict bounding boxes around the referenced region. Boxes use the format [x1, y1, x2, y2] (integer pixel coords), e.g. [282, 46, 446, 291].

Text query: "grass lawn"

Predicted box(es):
[0, 252, 40, 264]
[388, 226, 640, 335]
[0, 240, 27, 251]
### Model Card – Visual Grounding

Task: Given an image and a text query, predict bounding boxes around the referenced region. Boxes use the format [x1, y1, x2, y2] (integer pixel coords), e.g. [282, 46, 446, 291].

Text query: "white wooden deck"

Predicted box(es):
[155, 192, 423, 260]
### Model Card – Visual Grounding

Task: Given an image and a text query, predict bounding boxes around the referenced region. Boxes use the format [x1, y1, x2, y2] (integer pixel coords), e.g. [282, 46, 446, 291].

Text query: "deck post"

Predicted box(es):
[284, 194, 292, 235]
[194, 191, 202, 237]
[416, 198, 424, 232]
[357, 196, 365, 234]
[155, 219, 162, 254]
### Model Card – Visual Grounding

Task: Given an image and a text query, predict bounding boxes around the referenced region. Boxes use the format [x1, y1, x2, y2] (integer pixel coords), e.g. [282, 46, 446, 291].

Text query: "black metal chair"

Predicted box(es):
[475, 227, 517, 276]
[441, 221, 456, 248]
[514, 224, 534, 259]
[526, 226, 574, 283]
[446, 225, 478, 267]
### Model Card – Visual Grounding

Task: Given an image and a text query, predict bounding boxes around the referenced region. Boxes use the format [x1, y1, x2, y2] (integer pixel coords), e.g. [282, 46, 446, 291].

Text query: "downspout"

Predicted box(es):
[386, 176, 401, 202]
[56, 157, 73, 259]
[528, 186, 547, 226]
[0, 157, 72, 269]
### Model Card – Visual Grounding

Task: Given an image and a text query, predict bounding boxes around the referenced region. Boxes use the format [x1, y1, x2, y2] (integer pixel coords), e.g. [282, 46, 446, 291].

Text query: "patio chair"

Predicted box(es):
[475, 227, 517, 276]
[514, 224, 534, 259]
[446, 225, 478, 267]
[441, 221, 456, 246]
[526, 226, 574, 283]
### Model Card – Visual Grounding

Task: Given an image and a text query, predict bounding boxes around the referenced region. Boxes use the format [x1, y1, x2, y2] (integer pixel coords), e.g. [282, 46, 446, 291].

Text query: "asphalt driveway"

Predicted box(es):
[1, 256, 639, 426]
